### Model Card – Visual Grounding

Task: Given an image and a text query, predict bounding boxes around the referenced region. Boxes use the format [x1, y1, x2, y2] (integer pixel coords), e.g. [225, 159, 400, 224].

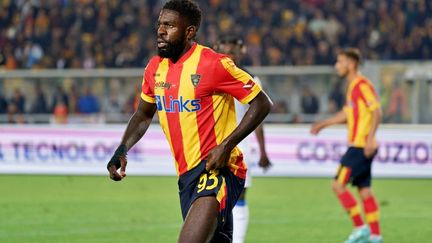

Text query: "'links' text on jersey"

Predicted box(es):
[155, 95, 201, 113]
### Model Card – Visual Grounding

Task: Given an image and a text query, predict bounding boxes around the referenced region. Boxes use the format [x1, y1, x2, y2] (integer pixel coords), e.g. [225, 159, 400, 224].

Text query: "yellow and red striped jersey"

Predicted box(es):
[140, 43, 262, 178]
[343, 75, 380, 148]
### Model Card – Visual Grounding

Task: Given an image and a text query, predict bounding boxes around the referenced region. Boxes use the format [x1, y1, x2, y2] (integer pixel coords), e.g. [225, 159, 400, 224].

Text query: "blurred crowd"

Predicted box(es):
[0, 79, 339, 123]
[0, 80, 141, 123]
[0, 0, 427, 124]
[0, 0, 431, 69]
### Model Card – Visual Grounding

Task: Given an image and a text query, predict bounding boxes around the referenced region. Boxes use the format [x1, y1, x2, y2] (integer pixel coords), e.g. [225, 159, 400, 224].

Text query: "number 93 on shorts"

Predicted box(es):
[178, 161, 245, 221]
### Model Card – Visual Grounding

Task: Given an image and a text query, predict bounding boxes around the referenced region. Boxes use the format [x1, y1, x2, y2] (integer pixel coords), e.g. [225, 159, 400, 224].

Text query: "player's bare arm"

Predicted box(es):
[206, 91, 272, 171]
[254, 123, 272, 170]
[364, 108, 382, 158]
[310, 110, 347, 135]
[107, 99, 157, 181]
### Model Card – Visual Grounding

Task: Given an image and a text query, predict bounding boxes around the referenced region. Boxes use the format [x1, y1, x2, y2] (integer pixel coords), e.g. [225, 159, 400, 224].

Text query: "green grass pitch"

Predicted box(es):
[0, 175, 431, 242]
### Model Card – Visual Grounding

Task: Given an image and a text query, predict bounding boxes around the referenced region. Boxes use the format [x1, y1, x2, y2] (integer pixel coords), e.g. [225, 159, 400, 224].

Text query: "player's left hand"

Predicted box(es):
[364, 142, 376, 159]
[258, 154, 272, 171]
[206, 143, 231, 171]
[107, 145, 128, 181]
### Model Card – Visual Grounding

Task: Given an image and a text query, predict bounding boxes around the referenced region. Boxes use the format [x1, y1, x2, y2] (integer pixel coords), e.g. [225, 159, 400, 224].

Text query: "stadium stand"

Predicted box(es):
[0, 0, 431, 124]
[0, 0, 431, 69]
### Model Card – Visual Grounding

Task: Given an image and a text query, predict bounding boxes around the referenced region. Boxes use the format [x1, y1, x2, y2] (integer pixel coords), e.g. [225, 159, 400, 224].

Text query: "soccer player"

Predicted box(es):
[310, 48, 382, 243]
[214, 35, 272, 243]
[106, 1, 273, 243]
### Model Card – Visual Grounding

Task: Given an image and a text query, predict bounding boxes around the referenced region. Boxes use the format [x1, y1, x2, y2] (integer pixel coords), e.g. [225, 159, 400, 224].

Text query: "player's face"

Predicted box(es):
[335, 54, 350, 78]
[157, 9, 187, 59]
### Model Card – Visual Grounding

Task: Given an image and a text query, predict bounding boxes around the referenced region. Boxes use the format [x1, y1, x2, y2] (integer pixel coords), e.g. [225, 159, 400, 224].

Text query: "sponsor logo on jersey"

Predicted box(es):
[155, 81, 172, 89]
[155, 95, 201, 112]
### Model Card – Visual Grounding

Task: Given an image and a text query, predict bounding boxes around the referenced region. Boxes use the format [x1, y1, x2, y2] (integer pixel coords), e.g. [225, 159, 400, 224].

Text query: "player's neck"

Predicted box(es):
[346, 71, 361, 84]
[170, 41, 194, 63]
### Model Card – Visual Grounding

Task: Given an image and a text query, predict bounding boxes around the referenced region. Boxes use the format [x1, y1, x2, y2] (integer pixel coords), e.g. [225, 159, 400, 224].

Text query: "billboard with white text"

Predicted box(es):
[0, 125, 431, 178]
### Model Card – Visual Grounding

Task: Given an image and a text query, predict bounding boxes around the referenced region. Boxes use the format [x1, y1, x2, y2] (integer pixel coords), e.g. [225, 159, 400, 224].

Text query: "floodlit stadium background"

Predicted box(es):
[0, 1, 431, 242]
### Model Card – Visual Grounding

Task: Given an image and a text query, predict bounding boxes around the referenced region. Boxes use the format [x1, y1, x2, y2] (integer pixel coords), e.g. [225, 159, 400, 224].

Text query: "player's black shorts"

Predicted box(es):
[178, 160, 245, 243]
[335, 147, 377, 188]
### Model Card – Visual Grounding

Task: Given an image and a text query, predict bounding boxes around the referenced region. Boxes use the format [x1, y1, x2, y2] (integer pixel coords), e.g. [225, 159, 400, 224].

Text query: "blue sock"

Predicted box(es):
[236, 199, 246, 207]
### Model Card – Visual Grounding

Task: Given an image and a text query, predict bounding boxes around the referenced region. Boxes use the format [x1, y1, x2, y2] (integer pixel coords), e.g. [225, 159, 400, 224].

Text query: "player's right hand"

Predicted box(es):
[206, 143, 231, 171]
[107, 145, 128, 181]
[310, 122, 323, 135]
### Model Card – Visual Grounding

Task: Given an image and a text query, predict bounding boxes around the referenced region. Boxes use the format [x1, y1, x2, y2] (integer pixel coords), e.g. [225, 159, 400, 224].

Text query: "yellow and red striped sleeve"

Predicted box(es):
[214, 57, 262, 104]
[359, 82, 380, 112]
[140, 58, 158, 103]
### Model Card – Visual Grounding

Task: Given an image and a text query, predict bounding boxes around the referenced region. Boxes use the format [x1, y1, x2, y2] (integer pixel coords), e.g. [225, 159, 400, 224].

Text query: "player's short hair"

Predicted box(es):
[339, 48, 362, 65]
[163, 0, 202, 30]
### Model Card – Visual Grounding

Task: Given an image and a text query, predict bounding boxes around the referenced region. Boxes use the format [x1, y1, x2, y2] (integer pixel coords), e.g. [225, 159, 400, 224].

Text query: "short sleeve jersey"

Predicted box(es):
[141, 43, 262, 178]
[343, 76, 380, 148]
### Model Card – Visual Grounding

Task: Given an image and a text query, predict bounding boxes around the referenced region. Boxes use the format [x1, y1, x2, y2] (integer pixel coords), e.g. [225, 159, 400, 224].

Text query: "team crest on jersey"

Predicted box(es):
[191, 74, 201, 87]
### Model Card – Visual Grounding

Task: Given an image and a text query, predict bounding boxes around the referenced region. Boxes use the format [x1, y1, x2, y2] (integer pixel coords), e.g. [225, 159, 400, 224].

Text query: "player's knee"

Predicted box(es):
[358, 187, 373, 199]
[331, 180, 345, 194]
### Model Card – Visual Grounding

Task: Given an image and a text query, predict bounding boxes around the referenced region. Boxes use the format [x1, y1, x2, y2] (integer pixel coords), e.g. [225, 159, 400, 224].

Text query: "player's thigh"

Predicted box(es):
[209, 169, 244, 242]
[335, 147, 366, 186]
[178, 163, 208, 220]
[179, 196, 219, 243]
[352, 153, 374, 188]
[182, 167, 245, 242]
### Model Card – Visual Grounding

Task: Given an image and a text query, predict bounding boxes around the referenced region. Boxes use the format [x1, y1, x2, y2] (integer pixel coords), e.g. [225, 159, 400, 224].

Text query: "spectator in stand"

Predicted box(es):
[301, 85, 320, 114]
[1, 0, 431, 69]
[67, 84, 79, 114]
[7, 102, 26, 124]
[31, 83, 49, 114]
[103, 90, 123, 115]
[10, 88, 26, 113]
[0, 93, 8, 114]
[51, 85, 69, 113]
[77, 86, 99, 114]
[0, 49, 5, 67]
[53, 100, 68, 124]
[385, 81, 409, 123]
[123, 84, 141, 115]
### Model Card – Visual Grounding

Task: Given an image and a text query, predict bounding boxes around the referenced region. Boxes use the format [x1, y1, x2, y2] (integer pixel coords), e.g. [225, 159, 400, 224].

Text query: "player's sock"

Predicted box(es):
[338, 191, 364, 227]
[232, 199, 249, 243]
[363, 196, 380, 236]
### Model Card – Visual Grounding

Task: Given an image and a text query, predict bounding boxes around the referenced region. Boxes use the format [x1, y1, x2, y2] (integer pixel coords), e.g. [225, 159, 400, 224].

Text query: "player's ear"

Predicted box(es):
[186, 25, 197, 41]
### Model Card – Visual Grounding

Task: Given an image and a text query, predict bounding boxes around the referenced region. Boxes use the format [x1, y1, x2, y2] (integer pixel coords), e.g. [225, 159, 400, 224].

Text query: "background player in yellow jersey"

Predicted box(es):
[311, 48, 382, 243]
[214, 35, 272, 243]
[106, 1, 272, 243]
